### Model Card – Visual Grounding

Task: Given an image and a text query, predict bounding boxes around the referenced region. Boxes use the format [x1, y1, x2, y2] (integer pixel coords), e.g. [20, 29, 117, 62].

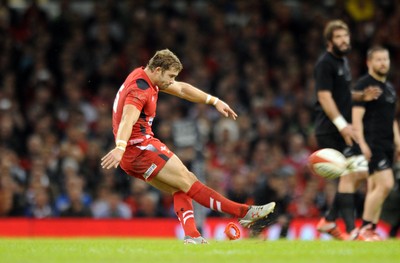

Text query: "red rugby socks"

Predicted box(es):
[186, 181, 248, 218]
[173, 191, 201, 238]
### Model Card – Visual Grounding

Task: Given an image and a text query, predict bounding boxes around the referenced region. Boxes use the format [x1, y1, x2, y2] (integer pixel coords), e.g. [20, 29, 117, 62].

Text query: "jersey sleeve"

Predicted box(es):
[125, 86, 149, 111]
[314, 61, 334, 92]
[352, 79, 367, 107]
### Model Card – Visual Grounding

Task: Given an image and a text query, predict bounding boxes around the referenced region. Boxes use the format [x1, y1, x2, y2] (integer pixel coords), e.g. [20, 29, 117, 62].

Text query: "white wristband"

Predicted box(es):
[116, 140, 127, 146]
[333, 115, 348, 131]
[213, 97, 219, 106]
[116, 139, 127, 151]
[206, 94, 211, 104]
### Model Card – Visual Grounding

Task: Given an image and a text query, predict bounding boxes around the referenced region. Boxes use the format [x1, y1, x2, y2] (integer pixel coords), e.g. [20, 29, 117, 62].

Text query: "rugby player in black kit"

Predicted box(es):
[313, 20, 381, 240]
[352, 46, 400, 241]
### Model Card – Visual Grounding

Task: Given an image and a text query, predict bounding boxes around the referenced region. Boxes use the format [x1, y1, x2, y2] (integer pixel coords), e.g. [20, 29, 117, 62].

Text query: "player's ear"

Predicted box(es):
[154, 67, 163, 74]
[326, 40, 332, 49]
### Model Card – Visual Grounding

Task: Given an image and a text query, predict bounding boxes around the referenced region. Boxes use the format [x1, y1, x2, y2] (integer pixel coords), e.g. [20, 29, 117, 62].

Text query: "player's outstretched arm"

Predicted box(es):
[352, 85, 382, 101]
[213, 99, 238, 120]
[162, 81, 237, 120]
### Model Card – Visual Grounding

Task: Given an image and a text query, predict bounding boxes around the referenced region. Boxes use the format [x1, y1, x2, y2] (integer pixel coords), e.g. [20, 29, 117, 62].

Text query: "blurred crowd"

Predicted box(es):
[0, 0, 400, 235]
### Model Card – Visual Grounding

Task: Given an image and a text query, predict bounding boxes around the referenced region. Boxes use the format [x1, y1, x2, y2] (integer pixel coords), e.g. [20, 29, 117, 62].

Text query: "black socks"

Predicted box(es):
[325, 192, 356, 233]
[325, 193, 339, 222]
[337, 193, 356, 232]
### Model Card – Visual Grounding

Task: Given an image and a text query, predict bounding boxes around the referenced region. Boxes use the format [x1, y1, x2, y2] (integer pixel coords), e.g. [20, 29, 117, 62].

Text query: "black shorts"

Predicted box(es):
[316, 133, 361, 157]
[368, 147, 394, 175]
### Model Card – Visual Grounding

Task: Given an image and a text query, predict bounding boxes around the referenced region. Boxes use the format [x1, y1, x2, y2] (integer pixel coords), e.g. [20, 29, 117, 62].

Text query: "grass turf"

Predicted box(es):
[0, 238, 399, 263]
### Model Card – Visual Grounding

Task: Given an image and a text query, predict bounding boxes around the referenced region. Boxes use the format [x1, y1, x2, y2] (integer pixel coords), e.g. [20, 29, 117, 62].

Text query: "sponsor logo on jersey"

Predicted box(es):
[130, 138, 144, 144]
[143, 163, 157, 180]
[378, 159, 388, 169]
[385, 88, 396, 103]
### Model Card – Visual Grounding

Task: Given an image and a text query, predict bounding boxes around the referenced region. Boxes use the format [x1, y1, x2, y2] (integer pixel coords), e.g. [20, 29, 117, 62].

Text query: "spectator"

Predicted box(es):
[135, 192, 166, 218]
[124, 178, 150, 217]
[253, 172, 292, 238]
[60, 186, 92, 218]
[55, 174, 91, 214]
[92, 191, 131, 219]
[287, 181, 321, 219]
[25, 187, 56, 218]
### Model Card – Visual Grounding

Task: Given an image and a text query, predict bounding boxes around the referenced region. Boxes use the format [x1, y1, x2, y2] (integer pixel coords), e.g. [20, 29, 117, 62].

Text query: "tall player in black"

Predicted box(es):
[313, 20, 381, 240]
[352, 46, 400, 241]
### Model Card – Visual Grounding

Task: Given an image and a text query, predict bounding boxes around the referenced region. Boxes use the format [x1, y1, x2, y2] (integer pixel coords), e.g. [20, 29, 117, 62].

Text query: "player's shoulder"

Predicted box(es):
[125, 68, 152, 91]
[135, 78, 151, 90]
[315, 52, 335, 69]
[357, 74, 380, 87]
[353, 74, 372, 90]
[315, 52, 328, 64]
[357, 74, 372, 83]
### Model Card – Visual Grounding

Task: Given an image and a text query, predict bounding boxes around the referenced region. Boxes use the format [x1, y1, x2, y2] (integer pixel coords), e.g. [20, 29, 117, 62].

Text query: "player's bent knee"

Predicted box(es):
[183, 171, 197, 184]
[380, 182, 394, 196]
[174, 170, 197, 191]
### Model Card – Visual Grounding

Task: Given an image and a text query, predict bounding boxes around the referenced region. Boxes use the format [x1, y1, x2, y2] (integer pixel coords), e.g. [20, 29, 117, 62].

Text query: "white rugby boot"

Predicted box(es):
[183, 236, 209, 244]
[239, 202, 276, 228]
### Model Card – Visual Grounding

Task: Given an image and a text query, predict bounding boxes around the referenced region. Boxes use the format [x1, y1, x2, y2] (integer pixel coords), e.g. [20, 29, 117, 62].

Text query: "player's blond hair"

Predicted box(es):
[147, 49, 183, 72]
[323, 20, 349, 42]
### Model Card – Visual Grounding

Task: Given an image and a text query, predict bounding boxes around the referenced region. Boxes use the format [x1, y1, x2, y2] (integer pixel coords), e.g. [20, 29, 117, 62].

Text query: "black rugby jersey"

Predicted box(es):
[353, 74, 397, 148]
[314, 52, 352, 135]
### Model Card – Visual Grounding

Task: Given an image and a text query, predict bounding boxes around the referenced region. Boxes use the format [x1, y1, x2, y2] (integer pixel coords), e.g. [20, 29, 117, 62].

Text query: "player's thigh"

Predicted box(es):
[148, 177, 180, 195]
[369, 148, 395, 192]
[155, 154, 197, 193]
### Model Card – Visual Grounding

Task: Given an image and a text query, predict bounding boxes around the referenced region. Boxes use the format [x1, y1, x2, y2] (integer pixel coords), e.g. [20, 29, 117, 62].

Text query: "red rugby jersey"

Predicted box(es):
[112, 67, 159, 144]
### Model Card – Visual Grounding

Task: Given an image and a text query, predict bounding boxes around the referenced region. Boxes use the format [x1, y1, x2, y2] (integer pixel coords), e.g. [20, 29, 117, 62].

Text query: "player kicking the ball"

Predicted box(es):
[101, 49, 275, 244]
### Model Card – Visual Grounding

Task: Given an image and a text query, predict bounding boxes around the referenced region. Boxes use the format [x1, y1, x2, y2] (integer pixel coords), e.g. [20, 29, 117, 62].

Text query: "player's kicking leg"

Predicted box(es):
[154, 155, 276, 239]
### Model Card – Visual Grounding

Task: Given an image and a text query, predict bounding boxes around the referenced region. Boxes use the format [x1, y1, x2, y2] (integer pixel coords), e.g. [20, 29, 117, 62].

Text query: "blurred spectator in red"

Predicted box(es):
[287, 180, 321, 218]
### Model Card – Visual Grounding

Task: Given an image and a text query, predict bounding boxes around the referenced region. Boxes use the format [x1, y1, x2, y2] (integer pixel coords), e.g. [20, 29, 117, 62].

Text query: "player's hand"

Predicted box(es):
[363, 86, 382, 101]
[359, 142, 372, 161]
[339, 125, 357, 146]
[101, 148, 125, 169]
[214, 100, 238, 120]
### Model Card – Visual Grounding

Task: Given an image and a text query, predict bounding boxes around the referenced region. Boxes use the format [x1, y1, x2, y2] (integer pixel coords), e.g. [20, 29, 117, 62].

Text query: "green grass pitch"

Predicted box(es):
[0, 238, 399, 263]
